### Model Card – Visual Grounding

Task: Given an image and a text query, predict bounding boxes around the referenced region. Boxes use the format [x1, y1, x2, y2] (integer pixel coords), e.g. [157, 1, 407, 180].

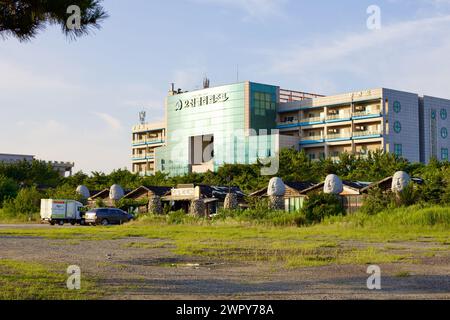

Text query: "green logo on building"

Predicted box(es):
[394, 121, 402, 134]
[393, 101, 401, 113]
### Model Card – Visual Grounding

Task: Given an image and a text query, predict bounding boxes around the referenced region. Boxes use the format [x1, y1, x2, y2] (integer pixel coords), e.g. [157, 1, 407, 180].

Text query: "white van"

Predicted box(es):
[40, 199, 84, 226]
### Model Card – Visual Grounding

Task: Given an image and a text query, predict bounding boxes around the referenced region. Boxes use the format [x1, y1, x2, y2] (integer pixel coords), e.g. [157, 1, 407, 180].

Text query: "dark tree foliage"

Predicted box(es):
[0, 0, 108, 41]
[0, 160, 61, 188]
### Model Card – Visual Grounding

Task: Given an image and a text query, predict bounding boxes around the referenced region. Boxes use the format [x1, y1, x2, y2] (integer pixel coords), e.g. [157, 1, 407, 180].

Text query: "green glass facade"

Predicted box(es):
[156, 82, 279, 176]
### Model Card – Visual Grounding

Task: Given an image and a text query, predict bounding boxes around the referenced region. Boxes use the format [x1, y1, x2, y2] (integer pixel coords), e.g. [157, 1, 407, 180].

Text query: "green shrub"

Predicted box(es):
[301, 193, 345, 223]
[95, 198, 106, 208]
[168, 210, 187, 225]
[360, 187, 395, 215]
[1, 187, 42, 221]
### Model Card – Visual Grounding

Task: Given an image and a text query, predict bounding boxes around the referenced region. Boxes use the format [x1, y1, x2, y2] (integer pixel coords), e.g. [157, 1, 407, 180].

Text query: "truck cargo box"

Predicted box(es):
[40, 199, 83, 224]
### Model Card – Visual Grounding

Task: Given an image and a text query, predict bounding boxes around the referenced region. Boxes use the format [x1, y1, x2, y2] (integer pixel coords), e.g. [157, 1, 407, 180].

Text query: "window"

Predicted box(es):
[441, 127, 448, 139]
[394, 144, 403, 157]
[431, 110, 437, 120]
[253, 92, 274, 117]
[393, 101, 401, 113]
[394, 121, 402, 134]
[441, 109, 448, 120]
[308, 153, 316, 160]
[441, 148, 449, 161]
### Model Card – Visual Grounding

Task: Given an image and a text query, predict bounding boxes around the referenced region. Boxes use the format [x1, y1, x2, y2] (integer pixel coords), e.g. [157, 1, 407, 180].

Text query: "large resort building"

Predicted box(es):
[131, 81, 450, 176]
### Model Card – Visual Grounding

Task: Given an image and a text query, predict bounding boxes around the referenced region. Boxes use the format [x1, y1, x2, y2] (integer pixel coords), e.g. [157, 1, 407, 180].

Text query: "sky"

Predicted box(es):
[1, 0, 450, 173]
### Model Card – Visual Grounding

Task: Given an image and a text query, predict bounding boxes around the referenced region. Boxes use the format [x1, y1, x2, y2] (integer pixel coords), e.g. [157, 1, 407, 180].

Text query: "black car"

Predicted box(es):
[85, 208, 134, 226]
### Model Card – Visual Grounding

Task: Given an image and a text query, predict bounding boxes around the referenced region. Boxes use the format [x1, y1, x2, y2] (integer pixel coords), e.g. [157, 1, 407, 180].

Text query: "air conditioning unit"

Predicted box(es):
[356, 126, 367, 131]
[328, 129, 339, 134]
[355, 106, 365, 111]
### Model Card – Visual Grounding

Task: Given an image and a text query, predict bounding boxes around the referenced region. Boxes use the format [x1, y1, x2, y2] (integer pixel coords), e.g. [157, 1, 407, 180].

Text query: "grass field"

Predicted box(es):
[1, 205, 448, 271]
[0, 259, 102, 300]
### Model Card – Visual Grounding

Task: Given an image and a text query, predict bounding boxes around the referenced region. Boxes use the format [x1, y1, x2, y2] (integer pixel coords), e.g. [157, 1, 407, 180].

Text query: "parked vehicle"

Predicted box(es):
[40, 199, 85, 226]
[85, 208, 134, 226]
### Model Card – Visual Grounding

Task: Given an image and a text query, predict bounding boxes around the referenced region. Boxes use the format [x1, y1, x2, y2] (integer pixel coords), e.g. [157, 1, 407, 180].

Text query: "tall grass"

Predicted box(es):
[0, 208, 39, 223]
[324, 205, 450, 228]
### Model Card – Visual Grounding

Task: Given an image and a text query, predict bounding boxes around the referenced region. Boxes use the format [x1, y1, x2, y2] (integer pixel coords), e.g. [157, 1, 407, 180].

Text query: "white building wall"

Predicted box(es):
[422, 96, 450, 163]
[383, 89, 420, 163]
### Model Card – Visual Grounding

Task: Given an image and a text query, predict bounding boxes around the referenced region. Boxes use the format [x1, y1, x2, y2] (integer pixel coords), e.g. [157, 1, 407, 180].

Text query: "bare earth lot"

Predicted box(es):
[0, 224, 449, 300]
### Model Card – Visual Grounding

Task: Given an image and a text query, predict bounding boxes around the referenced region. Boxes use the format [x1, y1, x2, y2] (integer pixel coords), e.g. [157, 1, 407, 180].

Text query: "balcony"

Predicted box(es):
[353, 130, 382, 140]
[326, 112, 352, 123]
[352, 110, 382, 119]
[326, 133, 352, 142]
[132, 138, 165, 146]
[300, 135, 325, 144]
[277, 119, 299, 129]
[132, 154, 156, 161]
[300, 116, 325, 126]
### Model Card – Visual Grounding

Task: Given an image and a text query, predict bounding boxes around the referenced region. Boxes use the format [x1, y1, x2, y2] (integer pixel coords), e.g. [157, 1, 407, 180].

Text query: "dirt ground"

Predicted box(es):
[0, 225, 449, 300]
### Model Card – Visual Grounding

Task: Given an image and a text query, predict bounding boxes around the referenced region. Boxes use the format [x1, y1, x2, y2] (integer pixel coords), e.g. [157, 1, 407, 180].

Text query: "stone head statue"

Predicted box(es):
[391, 171, 411, 193]
[267, 177, 286, 197]
[109, 184, 125, 201]
[323, 174, 344, 195]
[76, 185, 90, 199]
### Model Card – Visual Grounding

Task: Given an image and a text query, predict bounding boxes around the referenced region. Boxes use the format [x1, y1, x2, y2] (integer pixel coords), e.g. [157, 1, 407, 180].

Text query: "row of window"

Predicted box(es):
[395, 101, 449, 122]
[394, 143, 449, 161]
[394, 120, 448, 139]
[431, 109, 448, 120]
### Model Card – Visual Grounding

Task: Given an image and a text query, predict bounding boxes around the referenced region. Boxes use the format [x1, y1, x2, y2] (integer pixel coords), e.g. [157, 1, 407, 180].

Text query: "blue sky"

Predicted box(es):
[1, 0, 450, 173]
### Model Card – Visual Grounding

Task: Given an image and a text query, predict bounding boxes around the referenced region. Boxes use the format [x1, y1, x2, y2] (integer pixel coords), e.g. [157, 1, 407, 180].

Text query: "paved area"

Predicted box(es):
[0, 230, 449, 300]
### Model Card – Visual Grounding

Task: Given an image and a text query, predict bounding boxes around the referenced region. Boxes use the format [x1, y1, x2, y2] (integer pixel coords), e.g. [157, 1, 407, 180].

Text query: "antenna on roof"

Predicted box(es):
[139, 111, 146, 125]
[203, 77, 210, 89]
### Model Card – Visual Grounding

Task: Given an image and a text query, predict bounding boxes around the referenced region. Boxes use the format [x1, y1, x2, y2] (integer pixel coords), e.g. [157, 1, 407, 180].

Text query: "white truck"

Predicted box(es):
[40, 199, 85, 226]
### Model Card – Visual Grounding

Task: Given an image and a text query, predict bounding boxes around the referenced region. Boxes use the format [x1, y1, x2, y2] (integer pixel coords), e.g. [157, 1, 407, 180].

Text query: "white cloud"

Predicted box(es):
[268, 14, 450, 96]
[0, 60, 77, 92]
[92, 112, 123, 131]
[191, 0, 287, 19]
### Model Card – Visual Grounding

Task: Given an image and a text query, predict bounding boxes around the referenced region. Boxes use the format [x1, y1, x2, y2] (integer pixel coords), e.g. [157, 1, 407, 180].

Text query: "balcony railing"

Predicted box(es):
[132, 138, 165, 146]
[352, 110, 381, 118]
[353, 130, 382, 138]
[300, 116, 324, 124]
[132, 154, 155, 161]
[326, 112, 352, 121]
[326, 133, 352, 140]
[302, 135, 324, 141]
[277, 119, 299, 126]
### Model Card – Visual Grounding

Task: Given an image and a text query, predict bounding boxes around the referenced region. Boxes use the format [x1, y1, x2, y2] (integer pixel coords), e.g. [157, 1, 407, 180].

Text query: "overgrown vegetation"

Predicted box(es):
[0, 259, 102, 300]
[0, 205, 448, 272]
[1, 150, 450, 222]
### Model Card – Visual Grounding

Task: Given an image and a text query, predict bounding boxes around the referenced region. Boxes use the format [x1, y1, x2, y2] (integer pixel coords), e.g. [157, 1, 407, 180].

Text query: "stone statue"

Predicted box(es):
[76, 185, 90, 199]
[148, 195, 163, 215]
[267, 177, 286, 211]
[190, 199, 206, 217]
[224, 193, 239, 210]
[109, 184, 125, 201]
[267, 177, 286, 197]
[391, 171, 411, 193]
[323, 174, 343, 195]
